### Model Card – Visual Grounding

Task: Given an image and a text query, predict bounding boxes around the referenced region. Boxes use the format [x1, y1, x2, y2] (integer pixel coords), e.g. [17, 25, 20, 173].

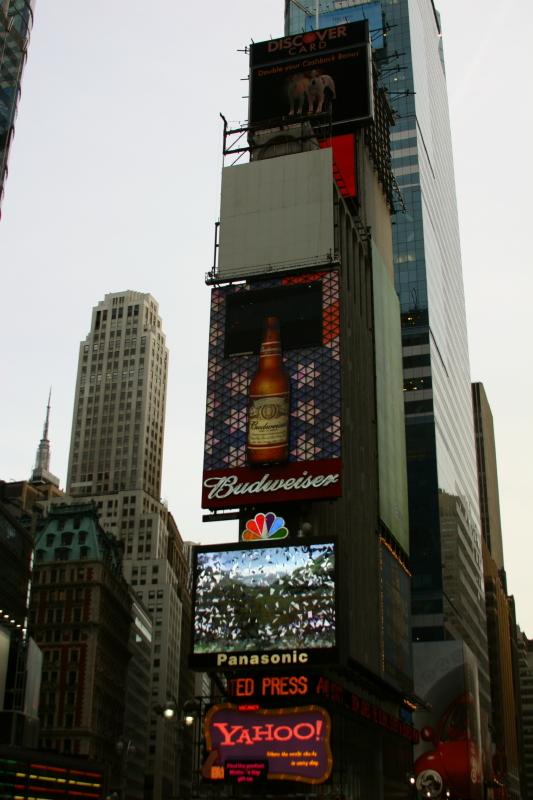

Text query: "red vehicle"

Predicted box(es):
[414, 692, 482, 799]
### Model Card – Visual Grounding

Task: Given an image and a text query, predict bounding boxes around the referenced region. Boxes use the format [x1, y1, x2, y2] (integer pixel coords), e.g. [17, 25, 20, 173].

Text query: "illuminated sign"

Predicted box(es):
[0, 758, 103, 800]
[241, 512, 288, 541]
[224, 759, 267, 785]
[413, 642, 483, 799]
[249, 21, 373, 133]
[203, 704, 332, 784]
[190, 540, 337, 670]
[225, 674, 419, 743]
[203, 461, 341, 508]
[202, 271, 342, 510]
[228, 675, 310, 699]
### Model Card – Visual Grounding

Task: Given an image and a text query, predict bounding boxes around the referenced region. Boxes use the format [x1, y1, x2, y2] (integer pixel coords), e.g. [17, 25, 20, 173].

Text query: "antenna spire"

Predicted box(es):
[31, 388, 59, 487]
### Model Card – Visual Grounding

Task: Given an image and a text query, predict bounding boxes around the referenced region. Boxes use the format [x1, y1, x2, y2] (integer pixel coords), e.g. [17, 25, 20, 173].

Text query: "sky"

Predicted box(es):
[0, 2, 531, 630]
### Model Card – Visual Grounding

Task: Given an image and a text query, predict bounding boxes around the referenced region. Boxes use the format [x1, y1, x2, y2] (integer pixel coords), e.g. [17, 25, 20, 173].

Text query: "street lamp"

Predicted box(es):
[153, 695, 202, 798]
[154, 696, 201, 727]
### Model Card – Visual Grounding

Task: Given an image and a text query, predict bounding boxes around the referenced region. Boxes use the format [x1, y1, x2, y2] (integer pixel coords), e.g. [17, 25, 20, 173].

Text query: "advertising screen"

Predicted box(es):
[413, 641, 483, 800]
[190, 539, 337, 670]
[249, 21, 373, 133]
[203, 704, 332, 784]
[202, 270, 342, 509]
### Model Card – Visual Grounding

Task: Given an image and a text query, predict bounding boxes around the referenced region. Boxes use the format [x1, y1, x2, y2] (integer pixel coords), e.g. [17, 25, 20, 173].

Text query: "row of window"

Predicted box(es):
[36, 547, 91, 562]
[34, 567, 88, 583]
[46, 531, 88, 547]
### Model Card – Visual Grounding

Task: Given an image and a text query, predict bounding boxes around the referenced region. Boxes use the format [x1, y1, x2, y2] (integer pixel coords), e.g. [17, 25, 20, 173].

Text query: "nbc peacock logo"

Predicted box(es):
[241, 512, 289, 541]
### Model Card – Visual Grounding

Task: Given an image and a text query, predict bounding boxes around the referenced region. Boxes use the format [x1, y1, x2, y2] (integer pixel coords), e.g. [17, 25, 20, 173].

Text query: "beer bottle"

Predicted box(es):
[247, 316, 290, 465]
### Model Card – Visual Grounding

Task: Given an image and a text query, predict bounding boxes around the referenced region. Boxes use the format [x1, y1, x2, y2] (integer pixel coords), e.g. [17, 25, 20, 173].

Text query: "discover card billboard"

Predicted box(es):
[249, 21, 373, 133]
[190, 539, 337, 669]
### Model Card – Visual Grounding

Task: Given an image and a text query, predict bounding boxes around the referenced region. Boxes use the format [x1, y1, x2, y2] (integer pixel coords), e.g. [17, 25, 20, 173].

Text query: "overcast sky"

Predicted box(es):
[0, 1, 531, 631]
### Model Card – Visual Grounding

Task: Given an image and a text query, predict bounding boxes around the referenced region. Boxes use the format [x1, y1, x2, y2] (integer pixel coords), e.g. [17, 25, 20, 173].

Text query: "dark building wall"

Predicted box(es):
[29, 506, 132, 781]
[483, 541, 521, 799]
[472, 383, 505, 571]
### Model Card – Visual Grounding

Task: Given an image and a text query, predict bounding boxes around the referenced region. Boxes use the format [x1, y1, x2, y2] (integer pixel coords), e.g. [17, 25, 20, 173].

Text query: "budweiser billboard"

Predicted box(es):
[203, 704, 333, 785]
[202, 270, 342, 509]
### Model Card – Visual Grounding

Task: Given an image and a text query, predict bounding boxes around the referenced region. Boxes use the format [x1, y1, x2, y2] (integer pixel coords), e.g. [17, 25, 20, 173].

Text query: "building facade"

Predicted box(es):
[285, 0, 490, 711]
[472, 382, 521, 798]
[64, 292, 191, 800]
[473, 382, 504, 570]
[0, 491, 38, 748]
[0, 0, 34, 214]
[196, 17, 414, 799]
[66, 291, 166, 500]
[517, 629, 533, 799]
[30, 504, 132, 771]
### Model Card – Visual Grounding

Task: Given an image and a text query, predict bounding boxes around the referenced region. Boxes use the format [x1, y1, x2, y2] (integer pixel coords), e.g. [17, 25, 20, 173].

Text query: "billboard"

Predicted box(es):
[249, 21, 373, 133]
[413, 641, 483, 800]
[218, 149, 335, 279]
[224, 674, 419, 744]
[190, 539, 337, 670]
[203, 704, 332, 784]
[202, 270, 341, 509]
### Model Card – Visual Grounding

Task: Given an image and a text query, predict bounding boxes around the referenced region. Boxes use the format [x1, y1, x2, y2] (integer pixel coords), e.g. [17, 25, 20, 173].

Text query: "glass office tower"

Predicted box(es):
[285, 0, 490, 707]
[0, 0, 34, 213]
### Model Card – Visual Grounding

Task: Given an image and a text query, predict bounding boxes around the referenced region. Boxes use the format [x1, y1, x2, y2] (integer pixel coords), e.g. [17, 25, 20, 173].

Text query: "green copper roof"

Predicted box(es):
[34, 503, 123, 574]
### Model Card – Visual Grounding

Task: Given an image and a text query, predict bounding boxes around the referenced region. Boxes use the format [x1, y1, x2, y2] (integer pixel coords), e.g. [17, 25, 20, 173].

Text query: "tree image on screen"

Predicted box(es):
[193, 543, 335, 653]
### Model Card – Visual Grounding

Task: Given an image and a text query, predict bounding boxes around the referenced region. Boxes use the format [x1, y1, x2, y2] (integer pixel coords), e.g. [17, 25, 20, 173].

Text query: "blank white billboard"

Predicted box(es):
[218, 149, 335, 279]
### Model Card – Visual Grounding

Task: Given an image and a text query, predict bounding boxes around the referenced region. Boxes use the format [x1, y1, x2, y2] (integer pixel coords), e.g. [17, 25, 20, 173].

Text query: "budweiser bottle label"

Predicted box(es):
[248, 394, 290, 446]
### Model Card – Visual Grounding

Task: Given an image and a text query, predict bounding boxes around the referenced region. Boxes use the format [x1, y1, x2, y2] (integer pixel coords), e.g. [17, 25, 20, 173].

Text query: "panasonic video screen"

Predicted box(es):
[190, 539, 337, 669]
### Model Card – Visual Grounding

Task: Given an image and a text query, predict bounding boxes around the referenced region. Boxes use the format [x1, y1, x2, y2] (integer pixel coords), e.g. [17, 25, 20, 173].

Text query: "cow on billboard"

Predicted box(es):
[249, 21, 373, 133]
[288, 71, 336, 116]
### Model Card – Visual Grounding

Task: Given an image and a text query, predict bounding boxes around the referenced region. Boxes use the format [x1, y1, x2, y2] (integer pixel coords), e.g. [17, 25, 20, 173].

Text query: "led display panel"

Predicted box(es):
[190, 539, 337, 670]
[203, 704, 333, 784]
[413, 641, 484, 800]
[249, 20, 373, 133]
[202, 270, 342, 510]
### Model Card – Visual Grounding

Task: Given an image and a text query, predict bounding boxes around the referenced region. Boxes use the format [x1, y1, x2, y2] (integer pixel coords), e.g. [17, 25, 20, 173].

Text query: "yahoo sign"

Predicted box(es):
[203, 704, 332, 784]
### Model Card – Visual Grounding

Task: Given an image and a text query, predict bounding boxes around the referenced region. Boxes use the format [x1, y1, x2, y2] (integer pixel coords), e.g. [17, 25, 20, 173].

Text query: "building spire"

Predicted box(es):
[31, 388, 59, 487]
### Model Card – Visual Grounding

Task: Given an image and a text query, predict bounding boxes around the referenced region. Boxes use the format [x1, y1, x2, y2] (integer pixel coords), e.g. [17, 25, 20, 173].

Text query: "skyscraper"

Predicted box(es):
[285, 0, 490, 709]
[472, 382, 504, 570]
[65, 291, 190, 800]
[0, 0, 34, 214]
[516, 629, 533, 799]
[197, 17, 414, 798]
[67, 291, 166, 500]
[31, 391, 60, 488]
[473, 383, 520, 799]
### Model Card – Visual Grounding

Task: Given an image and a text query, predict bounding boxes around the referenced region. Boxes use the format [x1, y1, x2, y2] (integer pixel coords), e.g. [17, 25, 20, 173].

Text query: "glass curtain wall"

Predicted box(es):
[285, 0, 489, 709]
